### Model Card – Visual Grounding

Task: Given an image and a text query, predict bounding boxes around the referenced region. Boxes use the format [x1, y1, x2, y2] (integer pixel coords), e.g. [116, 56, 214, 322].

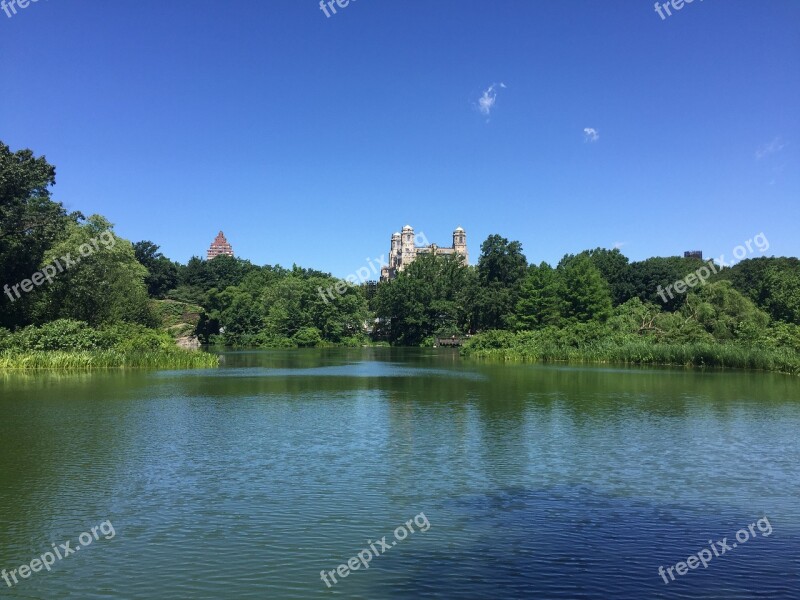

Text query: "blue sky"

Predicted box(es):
[1, 0, 797, 277]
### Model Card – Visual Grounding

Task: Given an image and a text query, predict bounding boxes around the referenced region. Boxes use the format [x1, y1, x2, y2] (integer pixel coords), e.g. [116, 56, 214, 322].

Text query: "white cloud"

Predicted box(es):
[756, 137, 786, 159]
[583, 128, 599, 143]
[477, 83, 506, 117]
[613, 241, 627, 250]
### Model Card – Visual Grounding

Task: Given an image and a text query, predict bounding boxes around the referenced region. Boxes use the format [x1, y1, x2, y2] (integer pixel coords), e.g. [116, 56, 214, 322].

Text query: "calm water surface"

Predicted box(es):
[1, 349, 799, 599]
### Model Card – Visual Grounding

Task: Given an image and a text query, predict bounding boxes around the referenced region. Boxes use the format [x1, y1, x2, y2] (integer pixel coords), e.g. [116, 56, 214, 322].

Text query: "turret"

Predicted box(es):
[401, 225, 415, 263]
[453, 226, 468, 264]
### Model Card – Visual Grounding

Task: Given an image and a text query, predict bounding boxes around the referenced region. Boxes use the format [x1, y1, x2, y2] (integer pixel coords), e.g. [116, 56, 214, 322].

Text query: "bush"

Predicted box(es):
[99, 323, 174, 352]
[340, 335, 368, 347]
[244, 332, 296, 348]
[10, 320, 105, 351]
[765, 322, 800, 353]
[1, 319, 176, 353]
[462, 329, 517, 351]
[292, 326, 323, 348]
[0, 328, 12, 352]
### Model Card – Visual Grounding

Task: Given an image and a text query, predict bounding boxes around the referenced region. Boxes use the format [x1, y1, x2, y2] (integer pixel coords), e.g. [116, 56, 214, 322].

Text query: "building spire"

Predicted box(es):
[207, 231, 234, 260]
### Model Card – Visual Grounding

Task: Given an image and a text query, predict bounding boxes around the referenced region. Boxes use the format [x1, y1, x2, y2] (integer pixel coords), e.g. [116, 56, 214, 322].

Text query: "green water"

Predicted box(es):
[1, 348, 799, 599]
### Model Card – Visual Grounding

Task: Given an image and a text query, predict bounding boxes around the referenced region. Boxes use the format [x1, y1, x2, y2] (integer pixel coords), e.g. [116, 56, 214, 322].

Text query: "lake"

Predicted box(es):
[1, 348, 799, 599]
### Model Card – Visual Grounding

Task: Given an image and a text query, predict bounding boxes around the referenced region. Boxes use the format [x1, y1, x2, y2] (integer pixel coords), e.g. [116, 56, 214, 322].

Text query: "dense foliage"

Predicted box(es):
[0, 319, 219, 370]
[374, 240, 800, 373]
[2, 141, 799, 373]
[0, 319, 179, 352]
[459, 253, 800, 373]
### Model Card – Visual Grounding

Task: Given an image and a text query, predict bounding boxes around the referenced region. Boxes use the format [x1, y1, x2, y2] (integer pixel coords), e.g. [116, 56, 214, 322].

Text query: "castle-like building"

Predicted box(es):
[380, 225, 468, 281]
[207, 231, 234, 260]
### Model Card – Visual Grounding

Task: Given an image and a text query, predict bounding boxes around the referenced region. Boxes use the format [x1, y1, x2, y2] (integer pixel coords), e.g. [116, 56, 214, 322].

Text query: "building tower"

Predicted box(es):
[380, 224, 469, 281]
[391, 231, 402, 270]
[207, 231, 234, 260]
[453, 226, 468, 264]
[401, 225, 415, 268]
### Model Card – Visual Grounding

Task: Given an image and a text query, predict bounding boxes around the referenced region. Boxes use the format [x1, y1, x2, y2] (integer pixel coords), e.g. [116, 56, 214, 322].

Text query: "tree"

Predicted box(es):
[681, 281, 770, 342]
[133, 240, 179, 298]
[473, 235, 528, 330]
[514, 262, 565, 329]
[724, 258, 800, 325]
[628, 256, 708, 311]
[558, 254, 613, 323]
[477, 234, 528, 286]
[580, 247, 634, 306]
[207, 255, 258, 290]
[763, 262, 800, 325]
[374, 253, 473, 345]
[0, 142, 77, 328]
[35, 215, 154, 326]
[306, 276, 369, 343]
[608, 297, 710, 343]
[217, 288, 265, 343]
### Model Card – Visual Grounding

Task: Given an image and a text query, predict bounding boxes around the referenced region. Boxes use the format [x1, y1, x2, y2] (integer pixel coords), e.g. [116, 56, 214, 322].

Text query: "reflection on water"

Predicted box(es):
[0, 349, 798, 599]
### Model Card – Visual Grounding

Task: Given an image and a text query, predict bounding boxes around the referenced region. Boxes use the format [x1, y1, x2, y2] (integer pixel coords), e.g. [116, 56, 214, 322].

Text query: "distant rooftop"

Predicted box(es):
[207, 231, 234, 260]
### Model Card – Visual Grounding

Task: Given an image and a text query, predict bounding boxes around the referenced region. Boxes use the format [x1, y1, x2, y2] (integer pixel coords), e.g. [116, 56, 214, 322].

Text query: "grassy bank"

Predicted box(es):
[461, 331, 800, 375]
[0, 319, 219, 370]
[0, 349, 219, 370]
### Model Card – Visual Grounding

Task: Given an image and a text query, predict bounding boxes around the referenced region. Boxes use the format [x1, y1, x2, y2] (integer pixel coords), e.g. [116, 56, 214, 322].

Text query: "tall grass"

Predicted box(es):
[462, 337, 800, 375]
[0, 349, 219, 370]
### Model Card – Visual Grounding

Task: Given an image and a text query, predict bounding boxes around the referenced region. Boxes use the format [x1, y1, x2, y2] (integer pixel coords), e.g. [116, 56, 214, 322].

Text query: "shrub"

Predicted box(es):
[0, 328, 12, 352]
[2, 320, 178, 353]
[11, 320, 105, 351]
[340, 335, 368, 347]
[462, 329, 517, 351]
[245, 332, 295, 348]
[292, 326, 323, 348]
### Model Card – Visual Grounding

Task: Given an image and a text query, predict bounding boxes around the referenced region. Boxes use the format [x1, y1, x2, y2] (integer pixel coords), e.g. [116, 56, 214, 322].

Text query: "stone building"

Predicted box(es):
[380, 225, 468, 281]
[207, 231, 234, 260]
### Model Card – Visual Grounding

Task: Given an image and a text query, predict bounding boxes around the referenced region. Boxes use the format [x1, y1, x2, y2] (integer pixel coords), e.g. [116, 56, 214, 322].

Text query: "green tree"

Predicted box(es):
[628, 256, 708, 311]
[134, 240, 179, 298]
[724, 258, 800, 325]
[216, 288, 265, 343]
[473, 235, 528, 330]
[477, 234, 528, 286]
[607, 297, 710, 343]
[207, 255, 258, 290]
[763, 262, 800, 325]
[514, 262, 565, 329]
[580, 247, 634, 306]
[374, 253, 472, 345]
[558, 254, 613, 323]
[306, 276, 369, 343]
[681, 280, 770, 342]
[35, 215, 154, 326]
[0, 142, 77, 328]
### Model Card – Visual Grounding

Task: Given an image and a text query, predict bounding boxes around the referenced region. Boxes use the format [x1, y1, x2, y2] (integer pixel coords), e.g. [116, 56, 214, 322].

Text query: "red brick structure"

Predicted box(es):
[207, 231, 234, 260]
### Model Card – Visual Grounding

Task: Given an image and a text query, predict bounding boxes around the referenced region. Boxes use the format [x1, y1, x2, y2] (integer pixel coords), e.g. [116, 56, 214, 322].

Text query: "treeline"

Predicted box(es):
[0, 142, 370, 353]
[156, 256, 370, 348]
[2, 141, 799, 372]
[374, 235, 799, 371]
[0, 143, 221, 367]
[374, 235, 800, 344]
[0, 144, 159, 335]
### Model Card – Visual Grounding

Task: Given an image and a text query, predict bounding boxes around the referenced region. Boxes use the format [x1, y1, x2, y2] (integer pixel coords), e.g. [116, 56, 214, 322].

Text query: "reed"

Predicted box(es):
[462, 335, 800, 375]
[0, 349, 220, 370]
